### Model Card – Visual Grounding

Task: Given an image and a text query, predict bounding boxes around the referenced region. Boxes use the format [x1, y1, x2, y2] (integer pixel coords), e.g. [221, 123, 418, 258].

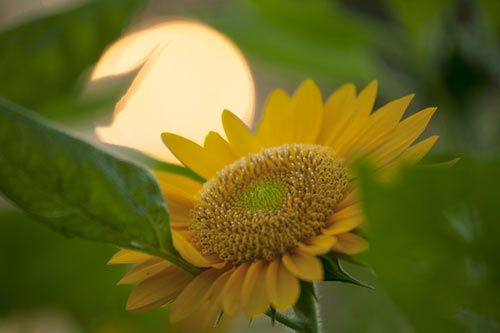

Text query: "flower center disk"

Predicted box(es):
[190, 143, 348, 265]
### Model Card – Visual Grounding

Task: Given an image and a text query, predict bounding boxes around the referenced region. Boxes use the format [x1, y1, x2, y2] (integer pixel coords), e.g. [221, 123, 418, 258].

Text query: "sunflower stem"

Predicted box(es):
[293, 282, 321, 332]
[307, 283, 321, 332]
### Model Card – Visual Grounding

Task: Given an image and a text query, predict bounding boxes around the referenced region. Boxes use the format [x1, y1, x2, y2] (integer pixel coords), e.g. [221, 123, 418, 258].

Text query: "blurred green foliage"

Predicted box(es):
[0, 0, 144, 117]
[359, 159, 500, 332]
[0, 210, 171, 332]
[196, 0, 382, 85]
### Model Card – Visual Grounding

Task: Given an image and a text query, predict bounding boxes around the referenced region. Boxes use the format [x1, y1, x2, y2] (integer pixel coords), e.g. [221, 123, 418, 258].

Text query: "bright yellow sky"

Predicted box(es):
[92, 20, 255, 162]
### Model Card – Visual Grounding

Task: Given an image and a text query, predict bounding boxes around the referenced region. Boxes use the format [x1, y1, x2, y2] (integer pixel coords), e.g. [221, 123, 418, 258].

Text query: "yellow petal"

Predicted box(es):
[396, 135, 439, 166]
[160, 193, 193, 223]
[331, 205, 359, 222]
[335, 189, 359, 211]
[297, 235, 337, 256]
[161, 132, 219, 180]
[323, 218, 362, 236]
[164, 199, 191, 224]
[348, 94, 414, 158]
[222, 263, 249, 316]
[429, 157, 461, 168]
[242, 260, 270, 318]
[170, 268, 222, 322]
[155, 168, 201, 222]
[107, 249, 152, 265]
[206, 269, 232, 302]
[354, 80, 378, 119]
[126, 267, 192, 312]
[371, 107, 436, 167]
[323, 205, 362, 235]
[332, 233, 369, 254]
[256, 89, 292, 147]
[331, 81, 378, 156]
[222, 109, 261, 157]
[266, 259, 300, 311]
[154, 171, 203, 197]
[379, 136, 439, 179]
[195, 271, 233, 328]
[203, 131, 238, 169]
[118, 258, 173, 285]
[154, 171, 200, 208]
[169, 213, 191, 230]
[317, 83, 357, 145]
[282, 251, 324, 282]
[172, 230, 223, 268]
[287, 79, 323, 143]
[183, 299, 224, 331]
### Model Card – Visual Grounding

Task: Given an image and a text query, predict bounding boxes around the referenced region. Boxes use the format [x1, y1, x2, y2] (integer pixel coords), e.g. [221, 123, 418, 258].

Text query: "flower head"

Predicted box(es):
[109, 79, 438, 324]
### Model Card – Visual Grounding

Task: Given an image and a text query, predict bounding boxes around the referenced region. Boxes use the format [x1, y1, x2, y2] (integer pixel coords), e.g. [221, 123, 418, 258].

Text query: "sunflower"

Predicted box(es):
[109, 79, 438, 324]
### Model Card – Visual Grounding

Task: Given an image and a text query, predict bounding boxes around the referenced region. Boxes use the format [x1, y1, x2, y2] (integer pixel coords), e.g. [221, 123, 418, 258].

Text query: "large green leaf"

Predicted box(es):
[359, 159, 500, 332]
[0, 98, 198, 274]
[0, 0, 144, 112]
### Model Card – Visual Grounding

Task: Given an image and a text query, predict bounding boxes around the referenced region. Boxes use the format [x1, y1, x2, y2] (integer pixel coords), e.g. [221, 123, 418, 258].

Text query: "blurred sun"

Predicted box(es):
[92, 20, 255, 162]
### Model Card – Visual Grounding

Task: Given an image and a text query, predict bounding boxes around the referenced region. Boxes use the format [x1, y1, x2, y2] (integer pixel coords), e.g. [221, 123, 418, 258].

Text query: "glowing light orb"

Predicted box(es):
[92, 20, 255, 162]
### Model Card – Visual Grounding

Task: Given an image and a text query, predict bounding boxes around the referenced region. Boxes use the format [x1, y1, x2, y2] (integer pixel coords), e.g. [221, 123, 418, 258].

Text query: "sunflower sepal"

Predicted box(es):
[321, 253, 374, 289]
[265, 307, 310, 332]
[268, 307, 276, 326]
[331, 252, 373, 270]
[214, 311, 224, 328]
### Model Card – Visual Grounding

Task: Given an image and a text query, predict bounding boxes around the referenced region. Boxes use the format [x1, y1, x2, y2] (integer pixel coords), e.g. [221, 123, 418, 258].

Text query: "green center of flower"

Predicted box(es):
[236, 179, 285, 212]
[190, 144, 348, 265]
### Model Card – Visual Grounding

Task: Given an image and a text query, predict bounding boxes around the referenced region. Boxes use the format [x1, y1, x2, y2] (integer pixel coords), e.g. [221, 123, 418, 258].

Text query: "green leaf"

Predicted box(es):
[0, 98, 199, 274]
[321, 253, 374, 289]
[358, 158, 500, 332]
[0, 0, 144, 112]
